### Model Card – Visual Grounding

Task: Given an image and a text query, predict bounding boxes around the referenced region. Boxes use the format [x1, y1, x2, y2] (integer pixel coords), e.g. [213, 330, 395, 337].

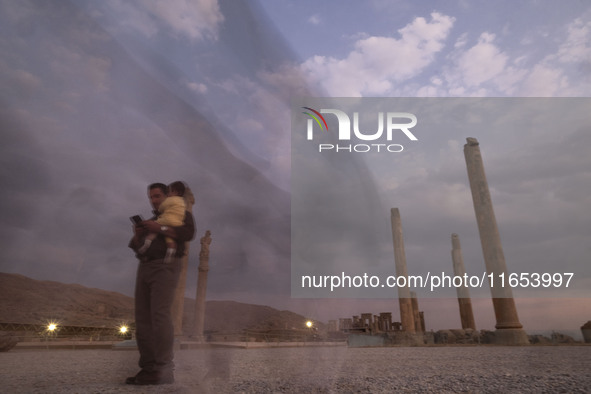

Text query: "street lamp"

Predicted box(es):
[118, 324, 132, 340]
[44, 321, 59, 347]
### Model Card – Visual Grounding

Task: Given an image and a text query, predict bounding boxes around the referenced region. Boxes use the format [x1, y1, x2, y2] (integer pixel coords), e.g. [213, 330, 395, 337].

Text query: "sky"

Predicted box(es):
[1, 0, 590, 334]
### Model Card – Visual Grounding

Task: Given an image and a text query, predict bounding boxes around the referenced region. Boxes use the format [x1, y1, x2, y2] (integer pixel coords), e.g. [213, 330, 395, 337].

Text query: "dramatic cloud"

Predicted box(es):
[455, 33, 508, 87]
[418, 10, 591, 97]
[299, 12, 455, 96]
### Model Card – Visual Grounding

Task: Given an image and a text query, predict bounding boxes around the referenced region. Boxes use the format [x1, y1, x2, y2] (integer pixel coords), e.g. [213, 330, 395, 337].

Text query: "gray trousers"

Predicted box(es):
[134, 258, 181, 374]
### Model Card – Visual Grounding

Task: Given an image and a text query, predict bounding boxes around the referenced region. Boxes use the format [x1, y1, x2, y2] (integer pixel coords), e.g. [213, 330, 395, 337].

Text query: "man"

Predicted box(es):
[126, 182, 195, 385]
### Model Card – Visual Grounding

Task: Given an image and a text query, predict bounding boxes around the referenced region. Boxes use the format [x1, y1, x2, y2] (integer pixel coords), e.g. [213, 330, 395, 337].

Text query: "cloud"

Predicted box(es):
[419, 9, 591, 97]
[298, 12, 455, 96]
[104, 0, 224, 41]
[187, 81, 208, 93]
[49, 44, 112, 93]
[308, 14, 321, 25]
[556, 15, 591, 64]
[455, 33, 508, 87]
[437, 32, 528, 97]
[518, 64, 568, 96]
[0, 63, 42, 100]
[515, 14, 591, 96]
[207, 72, 295, 190]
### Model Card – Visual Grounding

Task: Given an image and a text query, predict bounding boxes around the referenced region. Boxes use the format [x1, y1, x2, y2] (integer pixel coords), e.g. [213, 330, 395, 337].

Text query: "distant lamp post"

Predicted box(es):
[45, 321, 59, 347]
[306, 321, 313, 329]
[118, 324, 132, 340]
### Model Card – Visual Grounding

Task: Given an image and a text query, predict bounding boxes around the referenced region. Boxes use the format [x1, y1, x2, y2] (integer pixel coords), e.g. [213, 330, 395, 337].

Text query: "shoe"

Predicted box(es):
[125, 370, 158, 385]
[157, 370, 174, 384]
[125, 370, 174, 385]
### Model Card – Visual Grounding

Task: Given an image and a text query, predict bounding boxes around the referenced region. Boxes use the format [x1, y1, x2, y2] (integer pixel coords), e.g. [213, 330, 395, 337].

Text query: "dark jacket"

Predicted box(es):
[129, 211, 195, 260]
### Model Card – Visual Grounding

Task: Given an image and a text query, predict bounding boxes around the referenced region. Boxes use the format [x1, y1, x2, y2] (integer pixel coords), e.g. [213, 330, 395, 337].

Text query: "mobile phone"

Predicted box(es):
[130, 215, 144, 225]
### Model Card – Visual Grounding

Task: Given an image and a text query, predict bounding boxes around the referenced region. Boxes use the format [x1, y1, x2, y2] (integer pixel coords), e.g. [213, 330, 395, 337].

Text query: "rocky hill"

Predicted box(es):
[0, 273, 317, 334]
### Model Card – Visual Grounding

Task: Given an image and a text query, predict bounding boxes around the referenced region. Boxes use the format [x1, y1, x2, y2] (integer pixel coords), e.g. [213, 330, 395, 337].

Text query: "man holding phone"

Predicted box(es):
[126, 182, 195, 385]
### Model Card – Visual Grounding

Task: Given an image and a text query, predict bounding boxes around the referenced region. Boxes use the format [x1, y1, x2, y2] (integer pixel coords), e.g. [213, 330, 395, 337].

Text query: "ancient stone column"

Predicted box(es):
[343, 318, 352, 330]
[379, 312, 393, 332]
[390, 208, 416, 333]
[361, 313, 373, 332]
[419, 312, 425, 332]
[193, 230, 212, 341]
[327, 320, 337, 332]
[463, 138, 528, 345]
[451, 233, 476, 330]
[171, 187, 195, 337]
[410, 291, 422, 333]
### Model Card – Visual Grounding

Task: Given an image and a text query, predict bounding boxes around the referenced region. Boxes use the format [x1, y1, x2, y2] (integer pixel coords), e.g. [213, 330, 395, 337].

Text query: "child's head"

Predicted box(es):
[168, 181, 186, 197]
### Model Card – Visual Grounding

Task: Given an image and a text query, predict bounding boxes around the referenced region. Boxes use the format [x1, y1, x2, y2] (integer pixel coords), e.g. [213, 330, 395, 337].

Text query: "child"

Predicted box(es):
[138, 181, 186, 263]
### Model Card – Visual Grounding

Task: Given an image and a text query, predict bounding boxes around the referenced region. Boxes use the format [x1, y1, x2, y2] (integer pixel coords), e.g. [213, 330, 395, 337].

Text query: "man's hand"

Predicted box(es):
[132, 223, 147, 242]
[141, 220, 160, 233]
[133, 224, 147, 236]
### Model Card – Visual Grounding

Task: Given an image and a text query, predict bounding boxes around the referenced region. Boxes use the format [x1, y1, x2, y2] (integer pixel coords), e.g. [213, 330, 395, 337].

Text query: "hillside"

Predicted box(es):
[0, 273, 317, 334]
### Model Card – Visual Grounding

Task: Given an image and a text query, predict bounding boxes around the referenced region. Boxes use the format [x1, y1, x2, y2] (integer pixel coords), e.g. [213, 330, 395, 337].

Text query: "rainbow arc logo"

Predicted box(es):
[302, 107, 328, 131]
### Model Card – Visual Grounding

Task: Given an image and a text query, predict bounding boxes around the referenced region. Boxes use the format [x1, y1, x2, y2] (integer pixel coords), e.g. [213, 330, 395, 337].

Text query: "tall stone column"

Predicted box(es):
[390, 208, 415, 333]
[171, 187, 195, 337]
[410, 291, 422, 333]
[419, 311, 425, 332]
[193, 230, 212, 341]
[463, 138, 528, 345]
[451, 233, 476, 330]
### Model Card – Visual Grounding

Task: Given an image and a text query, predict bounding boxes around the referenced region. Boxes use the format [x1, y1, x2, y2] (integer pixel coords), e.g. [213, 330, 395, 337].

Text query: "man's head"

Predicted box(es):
[148, 183, 168, 211]
[168, 181, 185, 197]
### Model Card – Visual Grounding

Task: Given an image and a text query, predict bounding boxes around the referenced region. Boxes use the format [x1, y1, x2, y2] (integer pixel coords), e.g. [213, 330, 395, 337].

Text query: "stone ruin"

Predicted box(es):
[336, 312, 401, 334]
[331, 311, 430, 346]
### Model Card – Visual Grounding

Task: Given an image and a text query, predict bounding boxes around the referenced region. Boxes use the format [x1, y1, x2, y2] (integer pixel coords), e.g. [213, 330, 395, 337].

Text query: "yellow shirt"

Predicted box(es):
[156, 196, 186, 226]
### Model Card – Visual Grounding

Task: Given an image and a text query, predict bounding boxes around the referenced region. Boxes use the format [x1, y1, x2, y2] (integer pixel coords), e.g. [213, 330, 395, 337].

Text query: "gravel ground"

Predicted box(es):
[0, 345, 589, 393]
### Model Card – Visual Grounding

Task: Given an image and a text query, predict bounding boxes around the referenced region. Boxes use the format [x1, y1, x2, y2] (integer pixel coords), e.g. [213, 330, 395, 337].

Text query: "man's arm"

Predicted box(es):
[128, 224, 148, 252]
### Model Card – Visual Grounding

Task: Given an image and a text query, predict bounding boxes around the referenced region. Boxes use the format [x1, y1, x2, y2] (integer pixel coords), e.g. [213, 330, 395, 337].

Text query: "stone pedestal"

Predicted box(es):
[464, 138, 528, 345]
[493, 328, 530, 346]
